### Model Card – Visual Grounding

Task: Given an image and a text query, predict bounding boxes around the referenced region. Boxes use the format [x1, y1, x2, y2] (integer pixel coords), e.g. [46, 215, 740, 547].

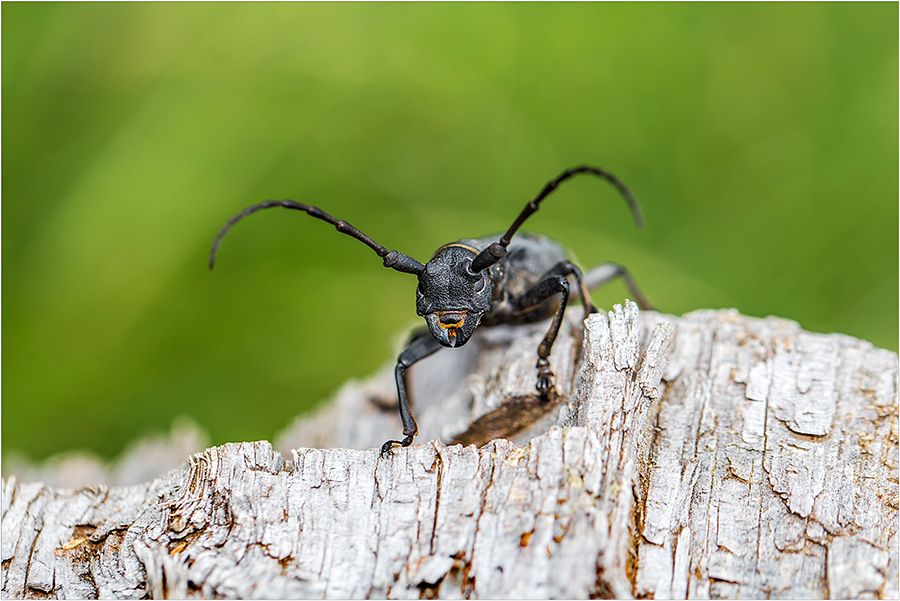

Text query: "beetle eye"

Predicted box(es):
[474, 278, 485, 293]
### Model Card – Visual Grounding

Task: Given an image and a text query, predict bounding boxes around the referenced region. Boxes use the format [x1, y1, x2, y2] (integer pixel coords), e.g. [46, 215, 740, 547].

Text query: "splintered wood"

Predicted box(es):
[635, 311, 898, 599]
[2, 303, 897, 599]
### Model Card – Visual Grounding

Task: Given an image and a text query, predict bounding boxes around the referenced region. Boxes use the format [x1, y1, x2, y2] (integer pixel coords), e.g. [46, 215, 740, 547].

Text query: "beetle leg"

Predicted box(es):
[545, 260, 598, 320]
[380, 333, 443, 456]
[509, 273, 571, 398]
[584, 262, 654, 310]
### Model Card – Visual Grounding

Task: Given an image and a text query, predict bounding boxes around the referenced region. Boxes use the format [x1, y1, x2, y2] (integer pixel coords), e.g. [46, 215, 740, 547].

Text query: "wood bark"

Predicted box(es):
[2, 303, 897, 599]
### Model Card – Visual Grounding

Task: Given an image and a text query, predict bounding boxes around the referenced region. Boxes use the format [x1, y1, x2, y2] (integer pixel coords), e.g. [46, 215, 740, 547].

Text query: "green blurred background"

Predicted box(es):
[3, 3, 897, 462]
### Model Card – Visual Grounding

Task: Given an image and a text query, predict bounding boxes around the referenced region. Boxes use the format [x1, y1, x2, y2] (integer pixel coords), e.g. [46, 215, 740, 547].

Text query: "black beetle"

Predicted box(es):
[210, 165, 651, 455]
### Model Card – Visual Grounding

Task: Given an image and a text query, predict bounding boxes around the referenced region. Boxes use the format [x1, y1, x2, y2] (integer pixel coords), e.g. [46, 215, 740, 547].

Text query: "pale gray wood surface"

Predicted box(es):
[3, 304, 897, 599]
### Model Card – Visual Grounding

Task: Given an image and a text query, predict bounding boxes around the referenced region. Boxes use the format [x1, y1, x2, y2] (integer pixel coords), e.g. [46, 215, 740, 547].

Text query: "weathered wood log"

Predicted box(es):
[2, 303, 897, 599]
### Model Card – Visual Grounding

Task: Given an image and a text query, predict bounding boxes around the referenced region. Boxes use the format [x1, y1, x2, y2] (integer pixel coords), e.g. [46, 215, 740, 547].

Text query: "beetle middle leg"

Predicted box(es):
[584, 262, 654, 310]
[380, 333, 443, 456]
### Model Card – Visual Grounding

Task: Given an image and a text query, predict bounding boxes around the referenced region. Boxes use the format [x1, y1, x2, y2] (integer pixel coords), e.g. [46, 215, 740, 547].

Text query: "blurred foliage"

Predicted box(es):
[3, 3, 896, 461]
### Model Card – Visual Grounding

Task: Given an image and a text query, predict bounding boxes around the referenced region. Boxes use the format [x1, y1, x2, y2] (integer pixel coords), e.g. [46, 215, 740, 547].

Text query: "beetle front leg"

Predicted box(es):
[380, 333, 443, 456]
[510, 274, 571, 398]
[546, 260, 597, 320]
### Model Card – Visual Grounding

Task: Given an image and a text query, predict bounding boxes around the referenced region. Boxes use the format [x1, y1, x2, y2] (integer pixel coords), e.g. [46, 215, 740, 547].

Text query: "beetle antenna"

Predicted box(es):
[209, 200, 424, 275]
[471, 165, 644, 273]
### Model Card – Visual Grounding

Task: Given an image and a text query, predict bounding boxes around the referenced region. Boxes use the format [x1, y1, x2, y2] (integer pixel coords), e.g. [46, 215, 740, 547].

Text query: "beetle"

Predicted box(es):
[209, 165, 651, 455]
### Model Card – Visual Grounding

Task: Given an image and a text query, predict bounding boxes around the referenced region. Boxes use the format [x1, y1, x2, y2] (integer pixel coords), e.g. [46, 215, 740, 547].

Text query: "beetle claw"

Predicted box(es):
[537, 376, 554, 397]
[536, 359, 555, 399]
[380, 434, 415, 457]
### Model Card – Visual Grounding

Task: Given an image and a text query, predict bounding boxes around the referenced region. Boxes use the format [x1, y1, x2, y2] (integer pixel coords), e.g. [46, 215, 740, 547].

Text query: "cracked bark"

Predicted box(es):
[2, 303, 897, 599]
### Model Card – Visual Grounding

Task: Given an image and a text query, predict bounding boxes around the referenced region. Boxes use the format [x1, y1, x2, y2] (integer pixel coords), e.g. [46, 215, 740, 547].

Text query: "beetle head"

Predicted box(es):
[416, 245, 492, 348]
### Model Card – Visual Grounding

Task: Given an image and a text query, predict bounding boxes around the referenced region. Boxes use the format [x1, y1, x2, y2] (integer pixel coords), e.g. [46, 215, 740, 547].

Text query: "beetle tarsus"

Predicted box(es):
[536, 358, 555, 399]
[380, 434, 415, 457]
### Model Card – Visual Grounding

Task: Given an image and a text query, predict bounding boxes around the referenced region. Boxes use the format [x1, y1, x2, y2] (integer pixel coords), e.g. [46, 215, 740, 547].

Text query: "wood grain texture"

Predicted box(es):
[2, 304, 896, 599]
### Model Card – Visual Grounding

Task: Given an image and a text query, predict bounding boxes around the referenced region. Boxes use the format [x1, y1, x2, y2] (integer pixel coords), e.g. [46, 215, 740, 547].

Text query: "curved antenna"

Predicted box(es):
[472, 165, 644, 273]
[209, 200, 424, 275]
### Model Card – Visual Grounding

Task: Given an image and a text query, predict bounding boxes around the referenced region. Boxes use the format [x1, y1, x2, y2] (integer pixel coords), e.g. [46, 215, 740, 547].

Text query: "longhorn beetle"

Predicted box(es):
[210, 165, 652, 456]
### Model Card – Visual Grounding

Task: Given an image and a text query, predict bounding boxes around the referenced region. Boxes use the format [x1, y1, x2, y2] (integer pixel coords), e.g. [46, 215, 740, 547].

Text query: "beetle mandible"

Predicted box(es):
[209, 165, 652, 455]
